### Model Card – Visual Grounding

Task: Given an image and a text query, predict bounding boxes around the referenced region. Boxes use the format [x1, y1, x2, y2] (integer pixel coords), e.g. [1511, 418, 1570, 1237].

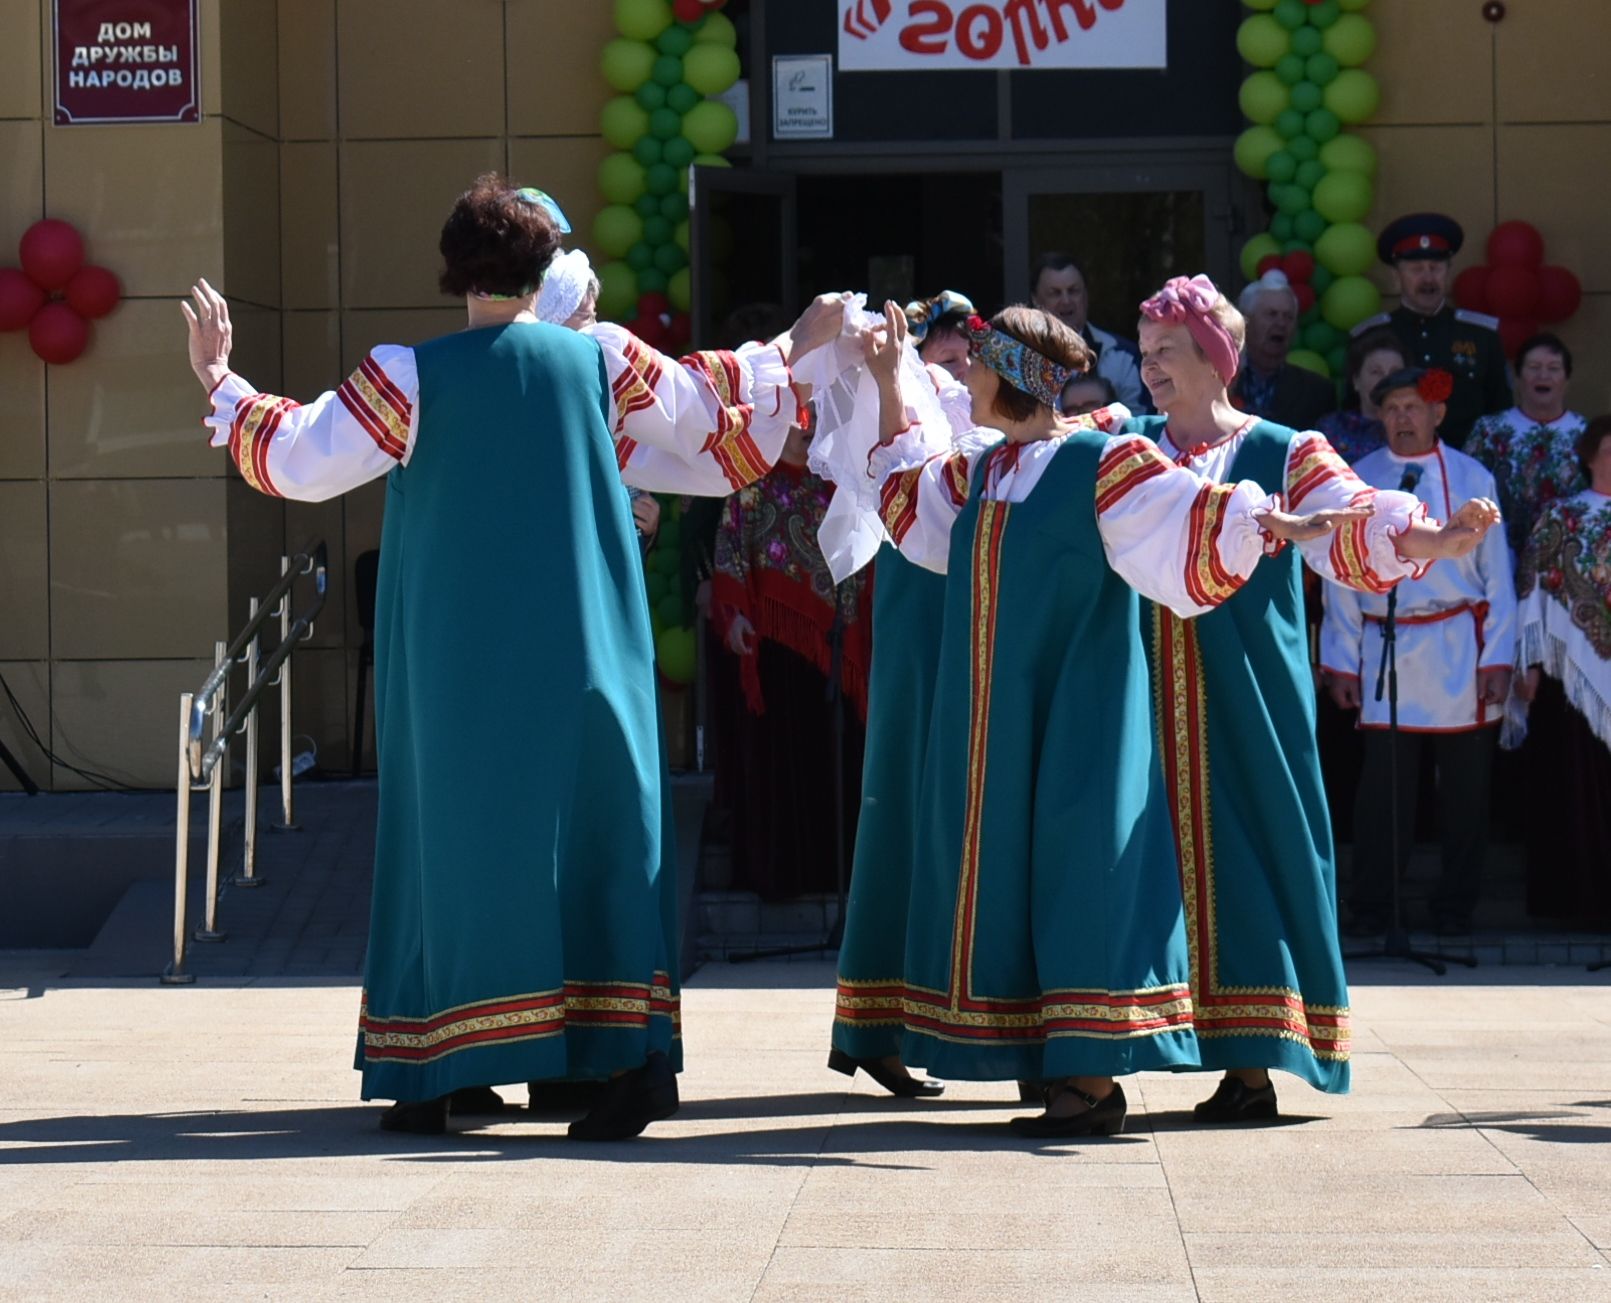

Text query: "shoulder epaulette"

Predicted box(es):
[1454, 308, 1501, 331]
[1349, 313, 1391, 337]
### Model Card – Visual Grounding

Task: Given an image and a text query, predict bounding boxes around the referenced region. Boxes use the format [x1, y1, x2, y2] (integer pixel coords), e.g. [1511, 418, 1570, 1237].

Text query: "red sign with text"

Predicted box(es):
[839, 0, 1166, 71]
[53, 0, 200, 125]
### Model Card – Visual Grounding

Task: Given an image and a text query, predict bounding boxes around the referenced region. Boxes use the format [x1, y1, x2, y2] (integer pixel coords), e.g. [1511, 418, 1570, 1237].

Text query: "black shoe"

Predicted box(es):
[448, 1086, 509, 1116]
[379, 1096, 449, 1135]
[528, 1079, 607, 1113]
[1017, 1080, 1048, 1106]
[566, 1052, 679, 1141]
[827, 1048, 945, 1099]
[1009, 1082, 1127, 1138]
[1194, 1076, 1279, 1124]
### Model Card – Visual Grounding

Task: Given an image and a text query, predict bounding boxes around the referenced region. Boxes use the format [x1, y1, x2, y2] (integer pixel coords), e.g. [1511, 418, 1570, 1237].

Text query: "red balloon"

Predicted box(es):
[18, 219, 85, 291]
[28, 302, 90, 365]
[1256, 254, 1283, 278]
[0, 267, 46, 331]
[1281, 251, 1315, 285]
[666, 312, 692, 349]
[1535, 266, 1582, 323]
[632, 313, 670, 349]
[1452, 265, 1490, 314]
[1485, 264, 1540, 319]
[64, 264, 121, 319]
[638, 291, 672, 320]
[1486, 220, 1545, 270]
[673, 0, 704, 21]
[1293, 283, 1317, 314]
[1498, 317, 1540, 363]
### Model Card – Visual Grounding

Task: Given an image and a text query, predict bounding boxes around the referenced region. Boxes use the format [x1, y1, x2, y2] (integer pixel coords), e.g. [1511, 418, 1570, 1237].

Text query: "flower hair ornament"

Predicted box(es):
[904, 290, 976, 344]
[1139, 274, 1240, 387]
[962, 313, 1074, 409]
[1417, 367, 1455, 404]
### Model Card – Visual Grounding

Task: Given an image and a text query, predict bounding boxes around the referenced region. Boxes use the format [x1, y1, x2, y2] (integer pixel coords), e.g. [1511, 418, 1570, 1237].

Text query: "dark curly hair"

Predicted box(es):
[438, 174, 563, 299]
[1577, 414, 1611, 476]
[987, 305, 1094, 424]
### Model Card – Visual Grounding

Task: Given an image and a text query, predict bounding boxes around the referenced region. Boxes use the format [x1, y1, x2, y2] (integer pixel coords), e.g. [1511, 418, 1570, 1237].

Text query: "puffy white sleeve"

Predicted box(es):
[865, 428, 1001, 575]
[1284, 432, 1430, 591]
[1094, 434, 1279, 619]
[587, 322, 801, 496]
[203, 345, 418, 503]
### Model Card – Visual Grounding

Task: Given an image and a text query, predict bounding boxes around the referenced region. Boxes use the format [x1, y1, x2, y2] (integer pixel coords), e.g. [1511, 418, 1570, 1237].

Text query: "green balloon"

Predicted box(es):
[1338, 0, 1370, 8]
[1312, 169, 1373, 224]
[1240, 72, 1290, 126]
[1308, 0, 1342, 28]
[632, 135, 663, 166]
[601, 96, 651, 150]
[635, 80, 668, 110]
[1295, 159, 1327, 191]
[1294, 208, 1328, 243]
[692, 11, 737, 47]
[615, 0, 672, 41]
[675, 219, 689, 253]
[682, 99, 738, 154]
[1288, 134, 1320, 162]
[683, 43, 740, 97]
[1327, 343, 1349, 376]
[1236, 15, 1290, 68]
[601, 39, 657, 93]
[1275, 54, 1307, 87]
[1305, 108, 1341, 142]
[596, 261, 638, 321]
[626, 241, 655, 272]
[599, 153, 647, 205]
[1322, 275, 1382, 331]
[1289, 80, 1322, 114]
[653, 241, 687, 275]
[662, 136, 696, 169]
[1270, 213, 1296, 241]
[592, 205, 644, 259]
[668, 266, 691, 312]
[1243, 0, 1278, 7]
[1320, 133, 1377, 177]
[1236, 125, 1286, 179]
[1314, 221, 1377, 277]
[1288, 348, 1331, 379]
[1324, 68, 1381, 124]
[1310, 264, 1334, 295]
[638, 267, 668, 294]
[645, 162, 678, 195]
[656, 626, 696, 686]
[644, 570, 668, 606]
[1272, 0, 1307, 31]
[642, 214, 673, 246]
[655, 25, 693, 57]
[649, 106, 682, 140]
[1241, 232, 1283, 281]
[1306, 52, 1340, 86]
[634, 193, 661, 218]
[655, 592, 683, 629]
[1275, 184, 1309, 217]
[666, 82, 700, 114]
[1303, 320, 1345, 354]
[660, 192, 689, 221]
[1291, 25, 1324, 58]
[1275, 109, 1306, 140]
[1323, 13, 1376, 66]
[1283, 238, 1314, 255]
[652, 54, 684, 87]
[1265, 150, 1298, 184]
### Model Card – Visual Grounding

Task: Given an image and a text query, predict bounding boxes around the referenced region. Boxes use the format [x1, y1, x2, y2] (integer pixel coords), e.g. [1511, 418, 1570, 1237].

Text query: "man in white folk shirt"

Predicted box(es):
[1321, 367, 1517, 937]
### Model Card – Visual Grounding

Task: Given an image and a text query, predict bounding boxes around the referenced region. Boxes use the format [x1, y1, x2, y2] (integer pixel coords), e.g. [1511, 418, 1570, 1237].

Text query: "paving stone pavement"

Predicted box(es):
[1, 959, 1609, 1301]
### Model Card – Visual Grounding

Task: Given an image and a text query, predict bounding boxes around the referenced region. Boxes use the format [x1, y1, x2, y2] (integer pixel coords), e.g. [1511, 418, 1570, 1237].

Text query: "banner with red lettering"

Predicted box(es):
[53, 0, 200, 125]
[839, 0, 1166, 71]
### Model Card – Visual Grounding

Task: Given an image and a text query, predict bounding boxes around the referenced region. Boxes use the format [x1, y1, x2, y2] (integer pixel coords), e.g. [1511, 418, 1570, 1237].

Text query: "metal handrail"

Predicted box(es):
[162, 539, 328, 985]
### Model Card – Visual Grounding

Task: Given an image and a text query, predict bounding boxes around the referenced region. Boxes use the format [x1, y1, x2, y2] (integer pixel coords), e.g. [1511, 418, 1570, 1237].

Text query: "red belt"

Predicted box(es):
[1364, 600, 1493, 722]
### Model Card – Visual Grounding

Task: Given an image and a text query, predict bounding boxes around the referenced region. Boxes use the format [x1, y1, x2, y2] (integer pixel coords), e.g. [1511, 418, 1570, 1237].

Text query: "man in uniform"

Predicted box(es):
[1350, 213, 1511, 449]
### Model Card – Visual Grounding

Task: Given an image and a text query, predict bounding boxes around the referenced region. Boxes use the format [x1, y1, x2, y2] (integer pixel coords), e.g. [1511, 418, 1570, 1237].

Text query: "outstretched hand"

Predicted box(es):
[180, 278, 233, 392]
[862, 301, 908, 386]
[1433, 497, 1502, 559]
[1255, 503, 1376, 544]
[785, 292, 851, 366]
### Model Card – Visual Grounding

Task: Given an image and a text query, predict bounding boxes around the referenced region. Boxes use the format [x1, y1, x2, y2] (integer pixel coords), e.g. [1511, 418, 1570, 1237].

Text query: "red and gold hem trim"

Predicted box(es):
[834, 980, 1198, 1043]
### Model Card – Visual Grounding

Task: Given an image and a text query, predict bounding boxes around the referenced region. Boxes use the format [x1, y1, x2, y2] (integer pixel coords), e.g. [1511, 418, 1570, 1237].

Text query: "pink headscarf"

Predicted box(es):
[1140, 275, 1240, 388]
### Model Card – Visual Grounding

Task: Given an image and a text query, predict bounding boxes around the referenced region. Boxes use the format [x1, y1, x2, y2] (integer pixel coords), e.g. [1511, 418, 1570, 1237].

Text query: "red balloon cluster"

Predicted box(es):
[0, 219, 121, 364]
[673, 0, 727, 23]
[1453, 220, 1582, 361]
[631, 291, 692, 353]
[1256, 248, 1320, 314]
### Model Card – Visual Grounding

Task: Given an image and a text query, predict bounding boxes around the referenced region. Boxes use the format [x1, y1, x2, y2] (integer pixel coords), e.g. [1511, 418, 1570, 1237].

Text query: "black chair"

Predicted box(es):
[351, 549, 380, 777]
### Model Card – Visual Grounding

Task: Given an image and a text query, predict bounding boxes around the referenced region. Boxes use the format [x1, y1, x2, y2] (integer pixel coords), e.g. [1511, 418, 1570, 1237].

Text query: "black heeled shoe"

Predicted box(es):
[827, 1048, 945, 1099]
[1017, 1080, 1048, 1106]
[1193, 1076, 1278, 1124]
[567, 1052, 679, 1141]
[448, 1086, 509, 1116]
[528, 1079, 607, 1114]
[379, 1095, 450, 1135]
[1009, 1081, 1127, 1138]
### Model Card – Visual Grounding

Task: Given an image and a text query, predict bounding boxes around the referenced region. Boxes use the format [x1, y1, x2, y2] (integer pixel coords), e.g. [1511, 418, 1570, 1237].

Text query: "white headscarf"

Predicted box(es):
[536, 249, 595, 325]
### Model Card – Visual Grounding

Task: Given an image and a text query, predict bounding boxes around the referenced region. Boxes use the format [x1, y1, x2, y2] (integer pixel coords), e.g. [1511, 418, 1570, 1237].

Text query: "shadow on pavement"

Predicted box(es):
[1415, 1108, 1611, 1144]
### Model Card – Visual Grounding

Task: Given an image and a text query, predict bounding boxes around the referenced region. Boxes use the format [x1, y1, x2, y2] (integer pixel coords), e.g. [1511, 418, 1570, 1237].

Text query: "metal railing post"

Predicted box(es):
[161, 693, 198, 985]
[195, 641, 229, 942]
[275, 555, 299, 831]
[233, 598, 265, 888]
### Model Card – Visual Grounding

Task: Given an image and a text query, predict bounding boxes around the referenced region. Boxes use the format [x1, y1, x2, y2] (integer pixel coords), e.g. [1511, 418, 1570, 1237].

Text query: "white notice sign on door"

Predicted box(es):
[773, 54, 834, 139]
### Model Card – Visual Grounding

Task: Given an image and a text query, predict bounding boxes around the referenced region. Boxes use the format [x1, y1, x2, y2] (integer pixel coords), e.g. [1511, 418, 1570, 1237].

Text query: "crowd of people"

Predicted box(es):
[178, 176, 1607, 1142]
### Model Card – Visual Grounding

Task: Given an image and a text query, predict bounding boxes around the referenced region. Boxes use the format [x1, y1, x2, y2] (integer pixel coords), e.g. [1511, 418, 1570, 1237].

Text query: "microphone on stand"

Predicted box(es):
[1398, 463, 1424, 494]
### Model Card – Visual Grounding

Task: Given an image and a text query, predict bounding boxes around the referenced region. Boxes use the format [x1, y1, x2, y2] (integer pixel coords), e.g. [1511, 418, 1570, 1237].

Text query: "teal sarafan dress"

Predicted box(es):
[831, 543, 948, 1059]
[856, 405, 1284, 1085]
[203, 320, 800, 1102]
[1128, 414, 1427, 1094]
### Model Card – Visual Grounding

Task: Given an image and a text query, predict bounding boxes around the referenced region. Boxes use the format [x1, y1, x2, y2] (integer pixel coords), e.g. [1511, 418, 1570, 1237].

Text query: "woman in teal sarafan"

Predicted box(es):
[180, 175, 846, 1140]
[846, 303, 1364, 1137]
[1127, 276, 1500, 1123]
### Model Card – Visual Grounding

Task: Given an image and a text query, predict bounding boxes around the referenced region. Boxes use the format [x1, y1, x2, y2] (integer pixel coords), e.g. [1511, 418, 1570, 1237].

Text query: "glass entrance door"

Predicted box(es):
[689, 165, 798, 348]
